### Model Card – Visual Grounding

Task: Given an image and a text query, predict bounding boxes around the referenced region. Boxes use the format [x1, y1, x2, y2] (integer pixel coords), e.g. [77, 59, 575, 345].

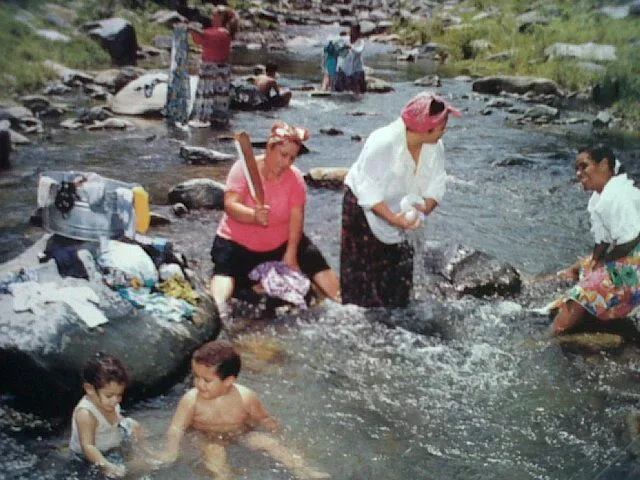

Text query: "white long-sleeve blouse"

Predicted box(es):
[587, 173, 640, 245]
[344, 117, 447, 244]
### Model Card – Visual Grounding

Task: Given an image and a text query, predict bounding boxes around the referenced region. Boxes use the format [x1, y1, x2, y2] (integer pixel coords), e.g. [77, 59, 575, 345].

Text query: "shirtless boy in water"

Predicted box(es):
[160, 340, 329, 479]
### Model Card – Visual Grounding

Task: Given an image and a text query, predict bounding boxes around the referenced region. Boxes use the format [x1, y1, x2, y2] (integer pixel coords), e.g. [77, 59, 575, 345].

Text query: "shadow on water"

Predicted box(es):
[3, 28, 640, 479]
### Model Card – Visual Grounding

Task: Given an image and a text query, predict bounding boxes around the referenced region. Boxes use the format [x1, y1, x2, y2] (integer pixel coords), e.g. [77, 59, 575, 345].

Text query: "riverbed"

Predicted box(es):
[2, 33, 640, 480]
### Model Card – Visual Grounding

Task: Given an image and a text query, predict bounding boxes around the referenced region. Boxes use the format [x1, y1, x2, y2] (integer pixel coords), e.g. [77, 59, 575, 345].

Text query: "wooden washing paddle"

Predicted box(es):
[234, 131, 265, 205]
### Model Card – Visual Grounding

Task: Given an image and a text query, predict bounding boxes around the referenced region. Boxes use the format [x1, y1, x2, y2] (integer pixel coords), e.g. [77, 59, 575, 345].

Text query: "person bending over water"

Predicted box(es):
[210, 121, 340, 318]
[254, 62, 292, 108]
[159, 340, 330, 479]
[552, 145, 640, 334]
[340, 92, 461, 307]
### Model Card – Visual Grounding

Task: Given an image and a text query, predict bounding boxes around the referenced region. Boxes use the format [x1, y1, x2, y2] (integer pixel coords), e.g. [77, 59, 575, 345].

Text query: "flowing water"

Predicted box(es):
[2, 30, 640, 479]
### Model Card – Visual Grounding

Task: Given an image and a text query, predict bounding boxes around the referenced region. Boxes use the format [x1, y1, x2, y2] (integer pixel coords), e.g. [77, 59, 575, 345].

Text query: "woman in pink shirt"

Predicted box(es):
[210, 121, 341, 317]
[188, 6, 238, 128]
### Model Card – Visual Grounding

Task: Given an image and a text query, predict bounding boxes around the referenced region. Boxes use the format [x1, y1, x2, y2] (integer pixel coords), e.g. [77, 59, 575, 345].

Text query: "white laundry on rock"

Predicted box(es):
[8, 281, 109, 327]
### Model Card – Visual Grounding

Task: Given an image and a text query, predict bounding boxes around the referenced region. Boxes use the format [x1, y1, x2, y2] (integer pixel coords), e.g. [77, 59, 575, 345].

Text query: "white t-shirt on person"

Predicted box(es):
[344, 118, 447, 244]
[587, 173, 640, 245]
[69, 396, 123, 454]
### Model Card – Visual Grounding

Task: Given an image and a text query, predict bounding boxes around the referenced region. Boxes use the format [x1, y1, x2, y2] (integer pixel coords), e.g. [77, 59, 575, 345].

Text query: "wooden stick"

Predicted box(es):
[234, 131, 265, 205]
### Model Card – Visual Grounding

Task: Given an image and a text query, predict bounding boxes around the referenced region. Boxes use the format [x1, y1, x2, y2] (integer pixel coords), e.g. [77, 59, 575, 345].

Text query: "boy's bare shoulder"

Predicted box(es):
[180, 388, 199, 404]
[234, 383, 259, 402]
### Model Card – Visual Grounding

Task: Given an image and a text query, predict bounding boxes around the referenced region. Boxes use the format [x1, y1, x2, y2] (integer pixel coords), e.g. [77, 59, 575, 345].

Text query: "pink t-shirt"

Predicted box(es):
[216, 160, 306, 252]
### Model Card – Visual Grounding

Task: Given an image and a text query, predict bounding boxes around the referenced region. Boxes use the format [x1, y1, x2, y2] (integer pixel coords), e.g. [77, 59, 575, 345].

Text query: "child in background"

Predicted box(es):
[69, 353, 142, 478]
[160, 340, 329, 479]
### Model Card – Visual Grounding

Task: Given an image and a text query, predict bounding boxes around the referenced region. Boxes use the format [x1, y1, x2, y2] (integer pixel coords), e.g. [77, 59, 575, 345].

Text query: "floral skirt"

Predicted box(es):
[340, 188, 414, 307]
[190, 61, 231, 126]
[565, 244, 640, 320]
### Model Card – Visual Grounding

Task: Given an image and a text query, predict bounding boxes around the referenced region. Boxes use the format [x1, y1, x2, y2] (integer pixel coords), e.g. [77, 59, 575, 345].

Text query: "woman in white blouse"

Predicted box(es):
[340, 92, 461, 307]
[553, 145, 640, 334]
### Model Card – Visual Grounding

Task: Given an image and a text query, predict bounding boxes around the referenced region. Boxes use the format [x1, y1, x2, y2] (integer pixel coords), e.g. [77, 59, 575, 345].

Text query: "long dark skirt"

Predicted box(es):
[340, 188, 414, 307]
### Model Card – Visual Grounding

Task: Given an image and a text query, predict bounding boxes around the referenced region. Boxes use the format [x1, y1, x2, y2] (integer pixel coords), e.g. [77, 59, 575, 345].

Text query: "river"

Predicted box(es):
[1, 29, 640, 480]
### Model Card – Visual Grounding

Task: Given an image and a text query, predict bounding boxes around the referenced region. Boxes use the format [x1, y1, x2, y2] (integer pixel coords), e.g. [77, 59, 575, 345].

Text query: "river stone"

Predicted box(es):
[472, 75, 561, 96]
[168, 178, 225, 210]
[0, 235, 220, 416]
[304, 167, 348, 190]
[422, 242, 522, 298]
[179, 145, 237, 165]
[557, 333, 624, 353]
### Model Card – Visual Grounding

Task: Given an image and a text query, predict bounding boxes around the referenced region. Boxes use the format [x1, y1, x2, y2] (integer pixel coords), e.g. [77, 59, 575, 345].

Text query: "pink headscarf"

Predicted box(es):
[267, 121, 310, 146]
[400, 92, 462, 133]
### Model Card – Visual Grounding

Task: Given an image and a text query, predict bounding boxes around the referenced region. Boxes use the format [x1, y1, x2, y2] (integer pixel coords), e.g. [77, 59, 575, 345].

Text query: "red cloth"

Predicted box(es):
[191, 27, 231, 63]
[217, 160, 307, 252]
[400, 92, 462, 133]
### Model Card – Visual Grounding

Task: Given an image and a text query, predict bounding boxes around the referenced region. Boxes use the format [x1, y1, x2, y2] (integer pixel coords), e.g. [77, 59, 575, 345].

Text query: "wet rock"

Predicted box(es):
[43, 60, 95, 86]
[172, 202, 189, 216]
[179, 146, 236, 165]
[557, 332, 624, 353]
[150, 211, 172, 226]
[0, 235, 220, 416]
[304, 167, 348, 190]
[168, 178, 225, 210]
[414, 75, 441, 87]
[19, 95, 51, 114]
[422, 242, 522, 298]
[472, 75, 562, 96]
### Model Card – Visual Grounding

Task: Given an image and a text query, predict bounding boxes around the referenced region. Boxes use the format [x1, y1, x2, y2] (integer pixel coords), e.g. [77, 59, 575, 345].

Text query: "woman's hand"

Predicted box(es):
[392, 211, 421, 230]
[254, 205, 270, 226]
[102, 462, 126, 478]
[283, 250, 300, 272]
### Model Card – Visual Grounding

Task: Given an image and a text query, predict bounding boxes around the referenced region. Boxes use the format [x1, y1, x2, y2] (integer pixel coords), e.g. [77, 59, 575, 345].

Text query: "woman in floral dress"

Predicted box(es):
[552, 144, 640, 334]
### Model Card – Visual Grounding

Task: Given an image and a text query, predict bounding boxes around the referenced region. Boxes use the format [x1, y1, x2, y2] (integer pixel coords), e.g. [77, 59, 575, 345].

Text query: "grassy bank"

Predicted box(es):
[0, 0, 166, 100]
[396, 0, 640, 131]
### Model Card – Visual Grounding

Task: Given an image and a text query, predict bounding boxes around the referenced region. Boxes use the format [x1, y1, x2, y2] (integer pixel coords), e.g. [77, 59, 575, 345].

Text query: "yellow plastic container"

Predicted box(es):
[132, 186, 150, 234]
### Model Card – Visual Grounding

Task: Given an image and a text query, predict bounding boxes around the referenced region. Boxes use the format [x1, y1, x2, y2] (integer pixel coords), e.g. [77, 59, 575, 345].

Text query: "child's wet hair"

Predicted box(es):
[193, 341, 241, 379]
[82, 352, 130, 390]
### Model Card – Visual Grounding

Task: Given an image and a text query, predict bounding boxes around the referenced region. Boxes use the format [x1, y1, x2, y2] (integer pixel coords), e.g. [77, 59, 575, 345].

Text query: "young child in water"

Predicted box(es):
[160, 340, 329, 479]
[69, 353, 141, 478]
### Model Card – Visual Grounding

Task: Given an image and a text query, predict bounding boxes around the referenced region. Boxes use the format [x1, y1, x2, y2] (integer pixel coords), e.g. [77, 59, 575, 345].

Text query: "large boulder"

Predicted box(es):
[422, 242, 522, 298]
[168, 178, 226, 210]
[82, 17, 138, 66]
[0, 236, 220, 416]
[472, 75, 562, 96]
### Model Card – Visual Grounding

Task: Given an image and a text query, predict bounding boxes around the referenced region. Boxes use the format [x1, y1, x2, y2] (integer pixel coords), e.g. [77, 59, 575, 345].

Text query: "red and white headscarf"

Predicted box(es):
[267, 121, 310, 147]
[400, 92, 462, 133]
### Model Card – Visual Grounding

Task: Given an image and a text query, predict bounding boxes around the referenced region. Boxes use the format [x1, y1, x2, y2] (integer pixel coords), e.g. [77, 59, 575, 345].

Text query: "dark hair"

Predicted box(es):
[82, 353, 130, 390]
[265, 62, 278, 76]
[193, 341, 241, 379]
[578, 144, 623, 174]
[429, 98, 445, 116]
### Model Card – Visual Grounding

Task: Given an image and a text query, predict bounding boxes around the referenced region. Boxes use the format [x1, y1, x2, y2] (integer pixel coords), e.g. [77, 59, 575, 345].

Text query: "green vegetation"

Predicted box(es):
[0, 2, 111, 97]
[396, 0, 640, 131]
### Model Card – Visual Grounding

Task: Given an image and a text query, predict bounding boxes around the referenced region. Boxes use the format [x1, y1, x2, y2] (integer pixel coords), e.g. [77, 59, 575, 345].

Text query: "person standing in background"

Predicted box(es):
[188, 5, 239, 128]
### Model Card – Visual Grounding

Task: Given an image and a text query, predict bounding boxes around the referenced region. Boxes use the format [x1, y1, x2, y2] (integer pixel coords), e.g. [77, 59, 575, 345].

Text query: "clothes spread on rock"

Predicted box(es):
[8, 281, 108, 327]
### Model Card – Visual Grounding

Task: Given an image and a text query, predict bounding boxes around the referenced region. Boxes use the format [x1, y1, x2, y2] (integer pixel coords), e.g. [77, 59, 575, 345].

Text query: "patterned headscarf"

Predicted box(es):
[267, 121, 310, 147]
[400, 92, 462, 133]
